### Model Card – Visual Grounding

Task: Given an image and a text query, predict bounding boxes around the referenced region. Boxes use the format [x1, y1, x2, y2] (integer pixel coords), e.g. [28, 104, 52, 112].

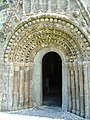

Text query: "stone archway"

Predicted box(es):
[32, 47, 68, 111]
[3, 14, 90, 118]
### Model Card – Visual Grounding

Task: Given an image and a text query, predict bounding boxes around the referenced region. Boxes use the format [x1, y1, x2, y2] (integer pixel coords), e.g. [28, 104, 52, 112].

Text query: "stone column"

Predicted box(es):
[78, 60, 85, 117]
[7, 63, 14, 110]
[39, 0, 43, 11]
[28, 63, 33, 107]
[24, 63, 30, 108]
[62, 61, 68, 111]
[0, 76, 2, 110]
[1, 63, 9, 111]
[57, 0, 60, 12]
[67, 62, 72, 112]
[73, 60, 80, 115]
[19, 64, 24, 108]
[43, 0, 46, 12]
[48, 0, 51, 12]
[13, 65, 20, 110]
[31, 0, 35, 13]
[83, 61, 90, 119]
[23, 0, 31, 15]
[70, 61, 76, 113]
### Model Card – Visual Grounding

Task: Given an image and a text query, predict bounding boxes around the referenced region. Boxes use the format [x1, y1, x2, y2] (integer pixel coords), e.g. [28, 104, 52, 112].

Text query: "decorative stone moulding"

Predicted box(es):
[4, 13, 90, 63]
[0, 31, 6, 43]
[73, 10, 80, 18]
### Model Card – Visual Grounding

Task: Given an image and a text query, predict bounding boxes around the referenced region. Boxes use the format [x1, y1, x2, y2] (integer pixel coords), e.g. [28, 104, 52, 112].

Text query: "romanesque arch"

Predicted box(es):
[32, 47, 67, 111]
[4, 14, 90, 63]
[3, 14, 90, 118]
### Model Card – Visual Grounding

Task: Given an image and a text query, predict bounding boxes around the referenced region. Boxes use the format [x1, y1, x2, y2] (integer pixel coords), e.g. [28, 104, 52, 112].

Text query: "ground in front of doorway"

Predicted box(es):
[4, 105, 85, 120]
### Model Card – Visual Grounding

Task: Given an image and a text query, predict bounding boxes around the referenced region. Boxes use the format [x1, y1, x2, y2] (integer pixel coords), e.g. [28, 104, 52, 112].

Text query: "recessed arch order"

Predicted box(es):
[4, 13, 90, 63]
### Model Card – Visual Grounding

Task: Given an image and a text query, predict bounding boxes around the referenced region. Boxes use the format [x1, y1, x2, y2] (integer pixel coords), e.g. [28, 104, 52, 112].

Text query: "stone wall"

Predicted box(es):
[0, 0, 90, 119]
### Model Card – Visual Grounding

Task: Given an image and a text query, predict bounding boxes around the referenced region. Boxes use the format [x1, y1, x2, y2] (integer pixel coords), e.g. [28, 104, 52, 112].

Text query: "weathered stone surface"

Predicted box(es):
[0, 0, 90, 119]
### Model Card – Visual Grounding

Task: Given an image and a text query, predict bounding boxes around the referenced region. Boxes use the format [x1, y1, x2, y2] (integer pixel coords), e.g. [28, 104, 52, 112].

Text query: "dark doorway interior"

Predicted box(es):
[42, 52, 62, 107]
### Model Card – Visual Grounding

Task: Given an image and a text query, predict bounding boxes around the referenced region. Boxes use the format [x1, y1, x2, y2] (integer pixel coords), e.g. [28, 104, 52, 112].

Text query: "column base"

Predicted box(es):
[80, 112, 85, 118]
[85, 112, 90, 119]
[76, 111, 80, 115]
[67, 109, 72, 112]
[72, 109, 76, 114]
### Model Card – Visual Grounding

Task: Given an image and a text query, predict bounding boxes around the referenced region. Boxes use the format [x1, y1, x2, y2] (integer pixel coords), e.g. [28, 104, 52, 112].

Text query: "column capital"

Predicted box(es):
[83, 60, 90, 66]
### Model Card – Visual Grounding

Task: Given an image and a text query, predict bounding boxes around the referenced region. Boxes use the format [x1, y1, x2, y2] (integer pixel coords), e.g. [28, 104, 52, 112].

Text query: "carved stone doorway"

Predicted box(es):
[32, 47, 68, 111]
[42, 52, 62, 107]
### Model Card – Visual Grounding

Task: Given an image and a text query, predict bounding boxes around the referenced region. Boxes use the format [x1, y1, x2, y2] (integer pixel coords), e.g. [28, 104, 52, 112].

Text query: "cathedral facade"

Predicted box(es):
[0, 0, 90, 119]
